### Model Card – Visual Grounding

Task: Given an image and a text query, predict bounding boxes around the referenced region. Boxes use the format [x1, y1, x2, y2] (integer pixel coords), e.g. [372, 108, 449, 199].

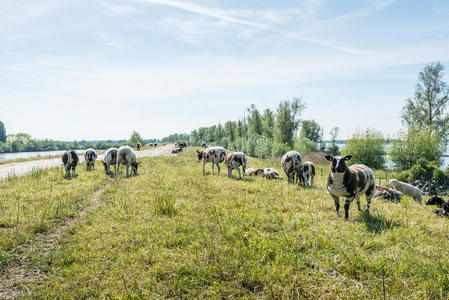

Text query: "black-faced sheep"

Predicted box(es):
[224, 152, 246, 180]
[62, 150, 79, 178]
[116, 146, 140, 177]
[84, 148, 97, 171]
[102, 147, 118, 175]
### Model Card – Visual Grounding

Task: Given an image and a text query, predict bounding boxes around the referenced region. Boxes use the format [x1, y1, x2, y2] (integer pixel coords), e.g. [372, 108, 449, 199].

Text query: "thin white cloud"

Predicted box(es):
[135, 0, 365, 54]
[375, 0, 396, 10]
[104, 4, 141, 16]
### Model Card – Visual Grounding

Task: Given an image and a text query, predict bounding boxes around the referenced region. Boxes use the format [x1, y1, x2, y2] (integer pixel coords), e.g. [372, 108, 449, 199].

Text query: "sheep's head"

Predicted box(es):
[196, 150, 204, 162]
[132, 161, 141, 175]
[325, 155, 351, 173]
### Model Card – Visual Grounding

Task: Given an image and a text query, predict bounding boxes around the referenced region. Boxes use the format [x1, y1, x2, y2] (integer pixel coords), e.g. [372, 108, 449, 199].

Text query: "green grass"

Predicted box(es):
[2, 148, 449, 298]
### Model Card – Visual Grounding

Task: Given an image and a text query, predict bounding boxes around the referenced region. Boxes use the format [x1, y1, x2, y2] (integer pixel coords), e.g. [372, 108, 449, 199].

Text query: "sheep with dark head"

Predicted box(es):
[102, 147, 118, 175]
[62, 150, 79, 178]
[84, 148, 97, 171]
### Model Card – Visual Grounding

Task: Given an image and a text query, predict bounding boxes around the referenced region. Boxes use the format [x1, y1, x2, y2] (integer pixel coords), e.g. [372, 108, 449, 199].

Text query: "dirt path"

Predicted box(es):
[0, 144, 176, 298]
[0, 144, 175, 180]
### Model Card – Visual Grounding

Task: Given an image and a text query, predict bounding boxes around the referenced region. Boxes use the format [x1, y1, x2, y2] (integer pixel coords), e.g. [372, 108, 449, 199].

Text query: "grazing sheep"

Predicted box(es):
[201, 141, 207, 148]
[62, 150, 79, 178]
[102, 147, 118, 175]
[389, 179, 422, 204]
[281, 151, 302, 183]
[325, 155, 376, 219]
[197, 146, 226, 175]
[298, 161, 315, 187]
[425, 195, 449, 217]
[245, 168, 264, 176]
[116, 146, 140, 177]
[178, 141, 187, 149]
[263, 168, 282, 180]
[153, 142, 158, 148]
[136, 142, 142, 151]
[224, 152, 247, 180]
[374, 185, 402, 203]
[84, 148, 97, 171]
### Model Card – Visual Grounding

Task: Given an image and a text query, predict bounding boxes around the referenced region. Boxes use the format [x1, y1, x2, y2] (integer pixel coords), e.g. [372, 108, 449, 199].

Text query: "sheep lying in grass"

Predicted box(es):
[425, 195, 449, 217]
[116, 146, 140, 177]
[245, 168, 264, 176]
[374, 185, 402, 203]
[263, 168, 282, 180]
[172, 147, 183, 154]
[389, 179, 422, 204]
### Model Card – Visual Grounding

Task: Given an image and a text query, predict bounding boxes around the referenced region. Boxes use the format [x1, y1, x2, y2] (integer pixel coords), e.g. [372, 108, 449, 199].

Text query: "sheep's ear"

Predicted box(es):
[325, 155, 333, 161]
[196, 150, 199, 153]
[344, 155, 352, 160]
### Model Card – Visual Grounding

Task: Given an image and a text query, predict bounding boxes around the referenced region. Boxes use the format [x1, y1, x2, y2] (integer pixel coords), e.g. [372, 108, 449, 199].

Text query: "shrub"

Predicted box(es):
[341, 129, 385, 169]
[295, 136, 317, 155]
[272, 142, 290, 158]
[409, 164, 427, 181]
[395, 171, 411, 183]
[326, 143, 340, 155]
[389, 127, 446, 170]
[433, 169, 447, 185]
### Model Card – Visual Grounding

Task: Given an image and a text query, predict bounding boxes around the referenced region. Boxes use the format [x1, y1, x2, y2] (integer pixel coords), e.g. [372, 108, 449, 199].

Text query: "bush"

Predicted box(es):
[295, 136, 317, 155]
[433, 169, 447, 185]
[395, 170, 411, 183]
[272, 142, 290, 157]
[341, 129, 385, 169]
[389, 127, 446, 170]
[326, 143, 340, 155]
[254, 137, 273, 158]
[409, 164, 427, 181]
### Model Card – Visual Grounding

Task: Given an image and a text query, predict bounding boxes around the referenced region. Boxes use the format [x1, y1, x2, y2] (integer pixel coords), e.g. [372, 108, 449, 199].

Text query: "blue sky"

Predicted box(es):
[1, 0, 449, 141]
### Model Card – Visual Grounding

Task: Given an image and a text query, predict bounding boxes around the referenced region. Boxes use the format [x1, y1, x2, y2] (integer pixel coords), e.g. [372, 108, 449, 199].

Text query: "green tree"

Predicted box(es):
[0, 121, 5, 143]
[247, 104, 263, 136]
[401, 62, 449, 138]
[262, 109, 275, 139]
[342, 129, 386, 169]
[300, 120, 321, 143]
[275, 98, 306, 148]
[129, 130, 144, 146]
[389, 127, 445, 170]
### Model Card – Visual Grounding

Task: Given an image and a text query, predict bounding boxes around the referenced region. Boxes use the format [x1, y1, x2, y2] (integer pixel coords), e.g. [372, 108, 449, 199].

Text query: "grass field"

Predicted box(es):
[1, 148, 449, 298]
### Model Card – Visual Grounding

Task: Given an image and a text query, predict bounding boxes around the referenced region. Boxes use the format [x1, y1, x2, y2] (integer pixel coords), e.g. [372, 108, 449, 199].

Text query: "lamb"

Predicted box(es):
[178, 141, 187, 149]
[262, 168, 282, 180]
[201, 141, 207, 148]
[325, 155, 376, 219]
[136, 142, 142, 151]
[102, 147, 118, 175]
[62, 150, 79, 178]
[84, 148, 97, 171]
[298, 161, 315, 187]
[245, 168, 264, 176]
[388, 179, 422, 204]
[224, 152, 247, 180]
[172, 147, 183, 154]
[281, 151, 302, 183]
[116, 146, 140, 177]
[374, 185, 402, 203]
[197, 146, 226, 175]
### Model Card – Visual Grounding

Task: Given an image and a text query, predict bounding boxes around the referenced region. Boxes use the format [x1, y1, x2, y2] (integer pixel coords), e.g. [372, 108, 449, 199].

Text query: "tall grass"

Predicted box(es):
[2, 148, 449, 298]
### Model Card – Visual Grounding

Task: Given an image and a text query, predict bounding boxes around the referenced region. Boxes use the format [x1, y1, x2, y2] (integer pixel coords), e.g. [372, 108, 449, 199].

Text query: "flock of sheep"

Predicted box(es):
[60, 141, 447, 220]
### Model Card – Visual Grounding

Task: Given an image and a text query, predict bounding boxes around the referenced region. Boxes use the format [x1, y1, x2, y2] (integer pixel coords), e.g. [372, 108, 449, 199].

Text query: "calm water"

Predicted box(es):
[0, 150, 86, 162]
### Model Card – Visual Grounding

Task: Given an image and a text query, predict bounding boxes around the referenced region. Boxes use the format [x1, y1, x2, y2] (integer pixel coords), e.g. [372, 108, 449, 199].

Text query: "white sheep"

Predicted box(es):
[116, 146, 140, 177]
[388, 179, 422, 204]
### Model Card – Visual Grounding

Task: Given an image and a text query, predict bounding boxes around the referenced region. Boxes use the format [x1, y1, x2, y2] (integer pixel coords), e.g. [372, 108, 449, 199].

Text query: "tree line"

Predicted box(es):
[0, 126, 154, 153]
[163, 62, 449, 180]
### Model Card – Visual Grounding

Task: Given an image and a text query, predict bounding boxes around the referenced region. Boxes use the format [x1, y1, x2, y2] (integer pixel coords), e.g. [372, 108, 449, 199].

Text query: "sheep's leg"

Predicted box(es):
[331, 195, 340, 216]
[237, 167, 242, 180]
[126, 165, 129, 178]
[344, 197, 355, 219]
[366, 195, 372, 212]
[64, 165, 70, 178]
[227, 167, 232, 178]
[211, 162, 215, 175]
[303, 173, 308, 187]
[72, 166, 76, 177]
[217, 162, 220, 176]
[86, 162, 89, 171]
[356, 196, 361, 211]
[242, 167, 245, 180]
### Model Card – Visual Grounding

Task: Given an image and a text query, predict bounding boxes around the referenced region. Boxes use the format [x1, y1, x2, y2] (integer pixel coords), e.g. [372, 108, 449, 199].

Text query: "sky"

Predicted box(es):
[1, 0, 449, 141]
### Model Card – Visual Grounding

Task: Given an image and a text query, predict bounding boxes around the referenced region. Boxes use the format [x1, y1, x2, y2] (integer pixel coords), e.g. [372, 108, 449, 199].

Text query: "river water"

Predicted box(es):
[0, 150, 87, 162]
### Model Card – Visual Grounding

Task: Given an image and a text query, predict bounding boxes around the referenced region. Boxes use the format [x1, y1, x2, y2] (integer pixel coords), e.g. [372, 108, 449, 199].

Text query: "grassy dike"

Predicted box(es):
[2, 148, 449, 298]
